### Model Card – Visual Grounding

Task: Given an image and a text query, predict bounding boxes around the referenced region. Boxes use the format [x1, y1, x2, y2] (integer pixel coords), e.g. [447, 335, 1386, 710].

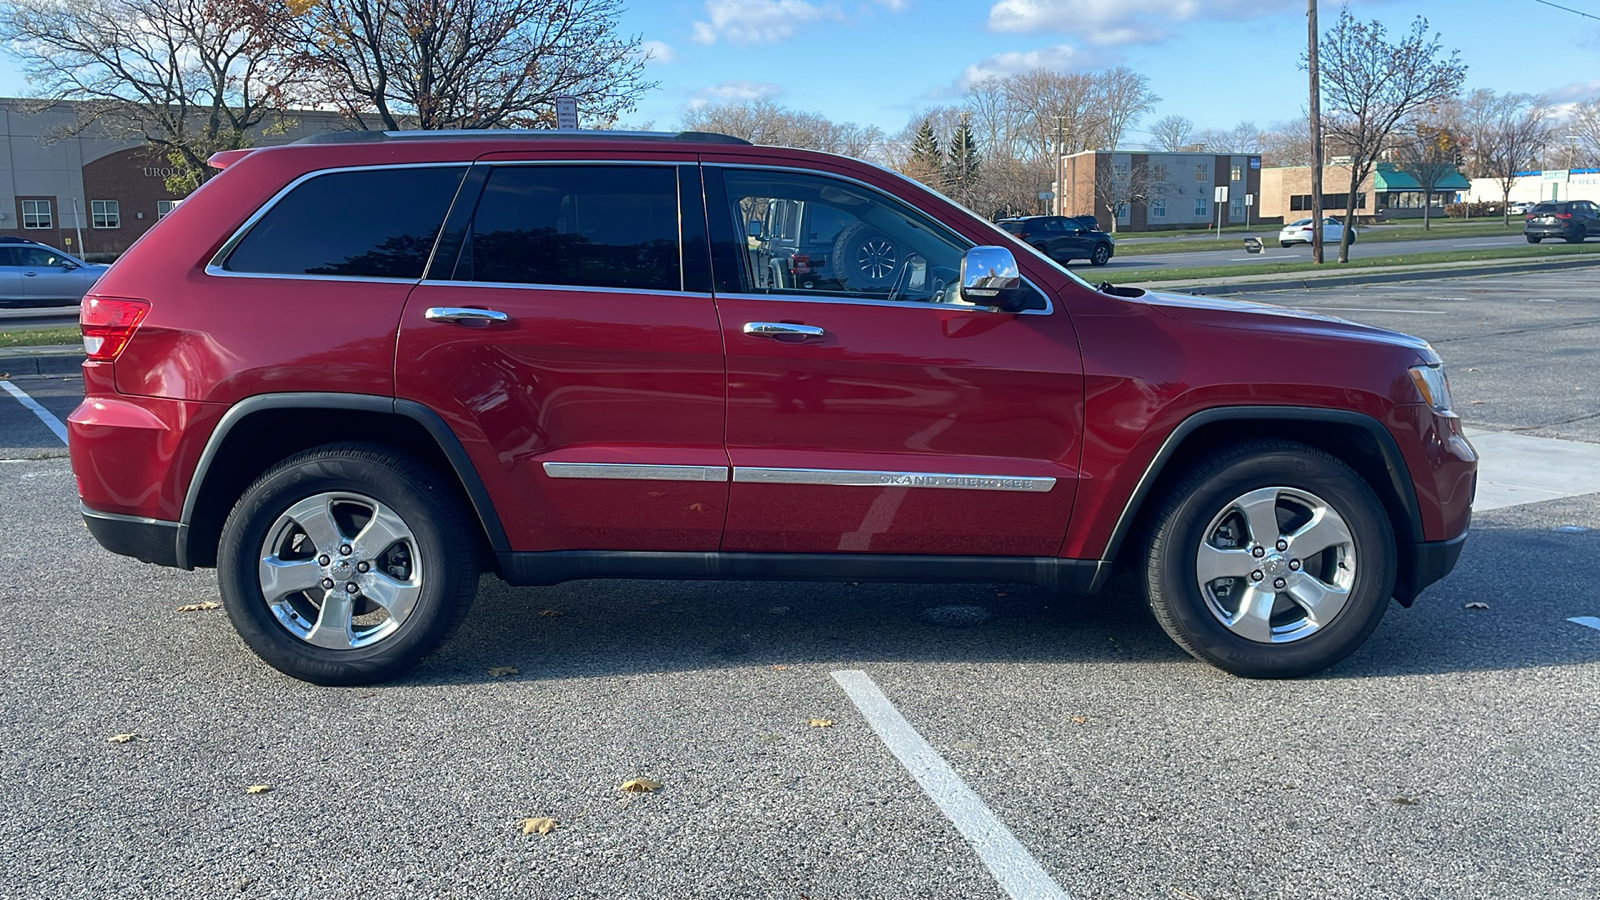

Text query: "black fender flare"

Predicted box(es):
[175, 392, 509, 569]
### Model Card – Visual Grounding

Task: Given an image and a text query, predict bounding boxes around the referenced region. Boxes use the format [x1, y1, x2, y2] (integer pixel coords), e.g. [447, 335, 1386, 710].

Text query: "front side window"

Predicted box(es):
[723, 167, 973, 305]
[92, 200, 120, 228]
[461, 165, 680, 291]
[222, 166, 467, 278]
[21, 199, 51, 229]
[18, 247, 66, 267]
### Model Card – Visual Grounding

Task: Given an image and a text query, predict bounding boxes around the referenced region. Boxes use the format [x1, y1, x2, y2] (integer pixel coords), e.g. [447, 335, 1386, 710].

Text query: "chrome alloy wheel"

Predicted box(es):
[856, 239, 898, 280]
[257, 491, 424, 650]
[1193, 486, 1356, 644]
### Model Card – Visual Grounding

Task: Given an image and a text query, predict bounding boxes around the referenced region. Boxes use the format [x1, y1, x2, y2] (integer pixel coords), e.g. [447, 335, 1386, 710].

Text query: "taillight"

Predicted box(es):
[1017, 232, 1031, 240]
[1556, 213, 1572, 219]
[80, 297, 149, 361]
[791, 253, 811, 275]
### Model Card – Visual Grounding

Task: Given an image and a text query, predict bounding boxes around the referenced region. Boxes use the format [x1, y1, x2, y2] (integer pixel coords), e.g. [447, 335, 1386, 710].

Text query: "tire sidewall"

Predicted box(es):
[1149, 448, 1396, 678]
[218, 448, 473, 685]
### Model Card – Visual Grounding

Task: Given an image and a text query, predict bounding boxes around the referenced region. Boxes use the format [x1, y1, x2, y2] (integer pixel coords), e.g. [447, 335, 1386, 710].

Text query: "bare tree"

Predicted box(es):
[1149, 115, 1194, 151]
[1259, 117, 1315, 166]
[1091, 157, 1155, 234]
[1572, 99, 1600, 169]
[1392, 115, 1463, 229]
[1317, 9, 1466, 261]
[1478, 94, 1555, 226]
[683, 99, 885, 161]
[284, 0, 653, 130]
[0, 0, 295, 191]
[1095, 66, 1158, 151]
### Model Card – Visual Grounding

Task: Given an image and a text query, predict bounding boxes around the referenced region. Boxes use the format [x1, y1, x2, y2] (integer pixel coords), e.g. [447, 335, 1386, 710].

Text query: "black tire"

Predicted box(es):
[832, 222, 901, 291]
[1280, 241, 1293, 248]
[1347, 230, 1356, 244]
[1566, 226, 1586, 244]
[218, 443, 479, 685]
[1090, 243, 1112, 266]
[1143, 441, 1396, 678]
[1527, 235, 1542, 243]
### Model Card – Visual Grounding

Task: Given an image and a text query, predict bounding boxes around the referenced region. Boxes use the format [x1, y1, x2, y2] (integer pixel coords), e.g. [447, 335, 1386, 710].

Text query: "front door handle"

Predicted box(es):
[424, 307, 510, 325]
[743, 321, 826, 340]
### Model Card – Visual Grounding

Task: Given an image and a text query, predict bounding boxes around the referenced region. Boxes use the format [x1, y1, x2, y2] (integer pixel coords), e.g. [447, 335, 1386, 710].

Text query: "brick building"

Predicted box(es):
[0, 99, 353, 258]
[1058, 150, 1263, 232]
[1257, 162, 1471, 224]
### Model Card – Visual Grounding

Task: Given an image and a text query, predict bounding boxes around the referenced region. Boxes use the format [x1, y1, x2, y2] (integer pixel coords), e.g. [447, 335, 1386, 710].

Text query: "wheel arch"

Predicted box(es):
[1100, 406, 1425, 602]
[176, 393, 509, 570]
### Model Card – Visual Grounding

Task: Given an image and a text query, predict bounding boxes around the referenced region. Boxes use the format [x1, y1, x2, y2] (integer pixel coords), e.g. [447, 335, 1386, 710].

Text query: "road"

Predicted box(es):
[1095, 229, 1541, 273]
[2, 270, 1597, 899]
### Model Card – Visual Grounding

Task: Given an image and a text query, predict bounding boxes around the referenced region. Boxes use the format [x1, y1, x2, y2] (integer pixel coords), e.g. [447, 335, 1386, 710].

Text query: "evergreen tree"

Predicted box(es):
[908, 118, 943, 186]
[945, 117, 982, 204]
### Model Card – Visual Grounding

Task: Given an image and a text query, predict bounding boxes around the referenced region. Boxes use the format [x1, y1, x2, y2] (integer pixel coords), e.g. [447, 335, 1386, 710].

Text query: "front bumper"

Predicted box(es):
[1394, 524, 1469, 606]
[82, 506, 180, 568]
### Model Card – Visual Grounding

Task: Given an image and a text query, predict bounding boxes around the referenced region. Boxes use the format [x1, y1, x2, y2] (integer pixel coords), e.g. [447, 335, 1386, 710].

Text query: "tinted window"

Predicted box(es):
[18, 247, 64, 266]
[224, 166, 466, 278]
[464, 165, 680, 291]
[1531, 203, 1559, 215]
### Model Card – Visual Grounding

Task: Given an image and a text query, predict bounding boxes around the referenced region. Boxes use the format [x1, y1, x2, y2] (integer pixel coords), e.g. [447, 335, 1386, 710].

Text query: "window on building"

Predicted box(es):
[1194, 199, 1207, 217]
[1152, 198, 1166, 217]
[157, 200, 178, 218]
[1195, 165, 1208, 182]
[1231, 197, 1245, 218]
[91, 200, 120, 229]
[1113, 162, 1129, 178]
[1115, 202, 1129, 222]
[1152, 164, 1168, 182]
[21, 200, 51, 229]
[223, 165, 467, 278]
[1231, 165, 1243, 182]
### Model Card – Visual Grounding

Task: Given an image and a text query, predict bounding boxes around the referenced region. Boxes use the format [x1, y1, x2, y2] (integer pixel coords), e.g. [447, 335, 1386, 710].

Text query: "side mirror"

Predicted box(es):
[746, 219, 763, 239]
[60, 260, 79, 270]
[960, 245, 1027, 312]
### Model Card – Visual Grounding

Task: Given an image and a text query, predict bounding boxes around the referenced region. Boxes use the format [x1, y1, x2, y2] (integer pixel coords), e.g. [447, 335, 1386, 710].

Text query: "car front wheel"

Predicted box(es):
[1090, 243, 1112, 266]
[218, 443, 479, 685]
[1143, 441, 1395, 678]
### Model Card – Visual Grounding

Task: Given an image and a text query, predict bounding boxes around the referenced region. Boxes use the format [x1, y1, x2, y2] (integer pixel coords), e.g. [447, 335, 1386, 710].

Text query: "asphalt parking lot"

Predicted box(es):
[2, 269, 1598, 899]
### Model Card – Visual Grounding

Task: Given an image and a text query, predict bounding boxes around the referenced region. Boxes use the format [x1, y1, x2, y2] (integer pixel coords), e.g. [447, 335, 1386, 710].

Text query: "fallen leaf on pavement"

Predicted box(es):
[1070, 715, 1088, 724]
[1464, 602, 1489, 610]
[176, 601, 222, 612]
[488, 666, 519, 677]
[619, 778, 662, 793]
[1391, 797, 1419, 806]
[771, 665, 788, 671]
[518, 817, 557, 835]
[538, 609, 563, 618]
[807, 718, 833, 728]
[108, 733, 138, 743]
[245, 785, 272, 795]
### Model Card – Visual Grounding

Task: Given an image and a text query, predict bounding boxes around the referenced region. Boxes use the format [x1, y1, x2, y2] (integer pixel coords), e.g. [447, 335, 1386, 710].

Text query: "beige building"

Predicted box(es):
[1257, 162, 1471, 224]
[0, 99, 353, 258]
[1058, 150, 1264, 231]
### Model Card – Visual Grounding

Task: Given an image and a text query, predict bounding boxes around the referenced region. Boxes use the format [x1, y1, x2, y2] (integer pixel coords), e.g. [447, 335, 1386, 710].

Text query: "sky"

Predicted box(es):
[1, 0, 1597, 146]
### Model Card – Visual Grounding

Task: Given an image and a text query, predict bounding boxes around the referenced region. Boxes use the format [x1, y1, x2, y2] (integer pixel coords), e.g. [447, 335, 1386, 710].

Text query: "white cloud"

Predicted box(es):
[637, 40, 679, 64]
[686, 80, 785, 109]
[691, 0, 842, 46]
[959, 44, 1090, 87]
[870, 0, 909, 9]
[1548, 79, 1600, 104]
[987, 0, 1284, 46]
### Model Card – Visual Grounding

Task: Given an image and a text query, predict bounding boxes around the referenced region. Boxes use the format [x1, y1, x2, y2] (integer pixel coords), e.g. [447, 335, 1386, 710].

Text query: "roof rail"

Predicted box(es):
[293, 129, 751, 146]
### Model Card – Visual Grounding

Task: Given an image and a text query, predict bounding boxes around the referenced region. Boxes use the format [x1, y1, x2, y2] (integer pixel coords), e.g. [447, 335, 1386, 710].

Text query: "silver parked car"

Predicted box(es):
[0, 238, 109, 307]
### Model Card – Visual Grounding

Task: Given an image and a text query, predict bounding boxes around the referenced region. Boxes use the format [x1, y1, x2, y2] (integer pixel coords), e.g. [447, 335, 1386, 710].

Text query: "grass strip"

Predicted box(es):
[1116, 221, 1524, 256]
[0, 326, 80, 348]
[1109, 241, 1600, 285]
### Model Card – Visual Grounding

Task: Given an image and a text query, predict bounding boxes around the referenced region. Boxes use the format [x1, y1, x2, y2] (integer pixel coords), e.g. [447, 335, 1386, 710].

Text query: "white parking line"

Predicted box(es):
[0, 380, 68, 445]
[831, 669, 1073, 900]
[1569, 617, 1600, 632]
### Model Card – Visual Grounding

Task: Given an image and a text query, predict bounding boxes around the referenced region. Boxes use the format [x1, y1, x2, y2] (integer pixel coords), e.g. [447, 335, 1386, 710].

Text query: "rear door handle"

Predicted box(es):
[424, 307, 510, 325]
[742, 321, 826, 340]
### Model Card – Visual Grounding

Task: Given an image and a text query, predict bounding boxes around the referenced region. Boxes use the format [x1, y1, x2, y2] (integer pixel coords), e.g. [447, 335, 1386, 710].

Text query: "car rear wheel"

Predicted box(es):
[1143, 441, 1395, 678]
[218, 443, 478, 685]
[1566, 226, 1586, 244]
[1090, 243, 1111, 266]
[1527, 235, 1542, 243]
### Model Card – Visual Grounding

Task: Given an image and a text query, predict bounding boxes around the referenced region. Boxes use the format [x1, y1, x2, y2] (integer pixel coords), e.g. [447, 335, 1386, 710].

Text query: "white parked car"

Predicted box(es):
[1278, 217, 1355, 248]
[1508, 201, 1536, 216]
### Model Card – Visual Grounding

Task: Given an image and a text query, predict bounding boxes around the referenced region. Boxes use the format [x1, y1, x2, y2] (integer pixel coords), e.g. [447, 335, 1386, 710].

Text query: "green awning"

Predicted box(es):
[1373, 163, 1470, 191]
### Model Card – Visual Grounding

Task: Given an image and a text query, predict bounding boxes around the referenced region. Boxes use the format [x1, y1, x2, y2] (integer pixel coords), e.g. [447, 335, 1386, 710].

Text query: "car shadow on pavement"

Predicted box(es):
[408, 515, 1599, 686]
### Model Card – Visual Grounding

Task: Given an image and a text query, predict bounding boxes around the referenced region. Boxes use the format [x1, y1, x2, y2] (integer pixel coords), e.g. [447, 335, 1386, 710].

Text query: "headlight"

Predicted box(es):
[1408, 364, 1454, 413]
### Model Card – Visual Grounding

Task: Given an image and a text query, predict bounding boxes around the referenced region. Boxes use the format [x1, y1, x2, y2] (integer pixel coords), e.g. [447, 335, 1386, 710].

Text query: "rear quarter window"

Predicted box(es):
[221, 166, 468, 279]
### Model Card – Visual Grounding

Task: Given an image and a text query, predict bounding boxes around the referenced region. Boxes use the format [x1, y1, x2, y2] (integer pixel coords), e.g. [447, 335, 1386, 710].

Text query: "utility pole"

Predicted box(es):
[1308, 0, 1325, 264]
[1054, 115, 1066, 215]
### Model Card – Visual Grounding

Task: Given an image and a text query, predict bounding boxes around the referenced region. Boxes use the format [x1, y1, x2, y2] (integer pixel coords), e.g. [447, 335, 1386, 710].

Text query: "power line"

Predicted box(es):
[1533, 0, 1600, 21]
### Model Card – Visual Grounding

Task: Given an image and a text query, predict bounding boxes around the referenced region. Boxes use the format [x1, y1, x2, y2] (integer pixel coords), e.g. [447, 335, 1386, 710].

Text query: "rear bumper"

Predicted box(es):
[1524, 225, 1579, 238]
[1394, 525, 1469, 605]
[82, 505, 180, 568]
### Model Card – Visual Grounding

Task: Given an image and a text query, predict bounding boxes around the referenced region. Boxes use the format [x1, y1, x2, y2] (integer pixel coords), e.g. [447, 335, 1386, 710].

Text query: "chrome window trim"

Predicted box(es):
[417, 279, 712, 299]
[716, 290, 1012, 314]
[542, 462, 729, 482]
[707, 162, 1054, 316]
[204, 161, 473, 281]
[733, 467, 1055, 493]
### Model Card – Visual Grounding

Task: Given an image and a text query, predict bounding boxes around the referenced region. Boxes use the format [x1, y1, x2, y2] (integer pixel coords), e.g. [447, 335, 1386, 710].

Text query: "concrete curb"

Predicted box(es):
[0, 345, 82, 377]
[1136, 255, 1600, 295]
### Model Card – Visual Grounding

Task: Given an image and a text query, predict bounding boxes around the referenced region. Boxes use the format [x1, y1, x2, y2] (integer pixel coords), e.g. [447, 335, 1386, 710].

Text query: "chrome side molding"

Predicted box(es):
[733, 467, 1054, 492]
[541, 463, 729, 482]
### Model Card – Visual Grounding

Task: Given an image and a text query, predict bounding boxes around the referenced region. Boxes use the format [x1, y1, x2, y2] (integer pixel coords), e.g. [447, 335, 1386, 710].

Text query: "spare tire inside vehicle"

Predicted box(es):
[832, 223, 900, 292]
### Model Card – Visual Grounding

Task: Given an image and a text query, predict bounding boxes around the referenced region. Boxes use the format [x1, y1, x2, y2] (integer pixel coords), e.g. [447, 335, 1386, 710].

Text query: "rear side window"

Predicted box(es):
[222, 166, 467, 278]
[462, 165, 680, 291]
[1530, 203, 1559, 215]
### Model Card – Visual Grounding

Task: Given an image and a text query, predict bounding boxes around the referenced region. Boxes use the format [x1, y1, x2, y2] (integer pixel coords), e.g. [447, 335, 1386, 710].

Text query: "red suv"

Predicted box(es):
[69, 131, 1476, 684]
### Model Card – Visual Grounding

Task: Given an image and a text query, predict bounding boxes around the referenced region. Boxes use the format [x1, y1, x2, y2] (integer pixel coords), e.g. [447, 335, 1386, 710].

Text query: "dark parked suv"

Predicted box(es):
[1524, 200, 1599, 243]
[997, 215, 1115, 266]
[70, 130, 1475, 685]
